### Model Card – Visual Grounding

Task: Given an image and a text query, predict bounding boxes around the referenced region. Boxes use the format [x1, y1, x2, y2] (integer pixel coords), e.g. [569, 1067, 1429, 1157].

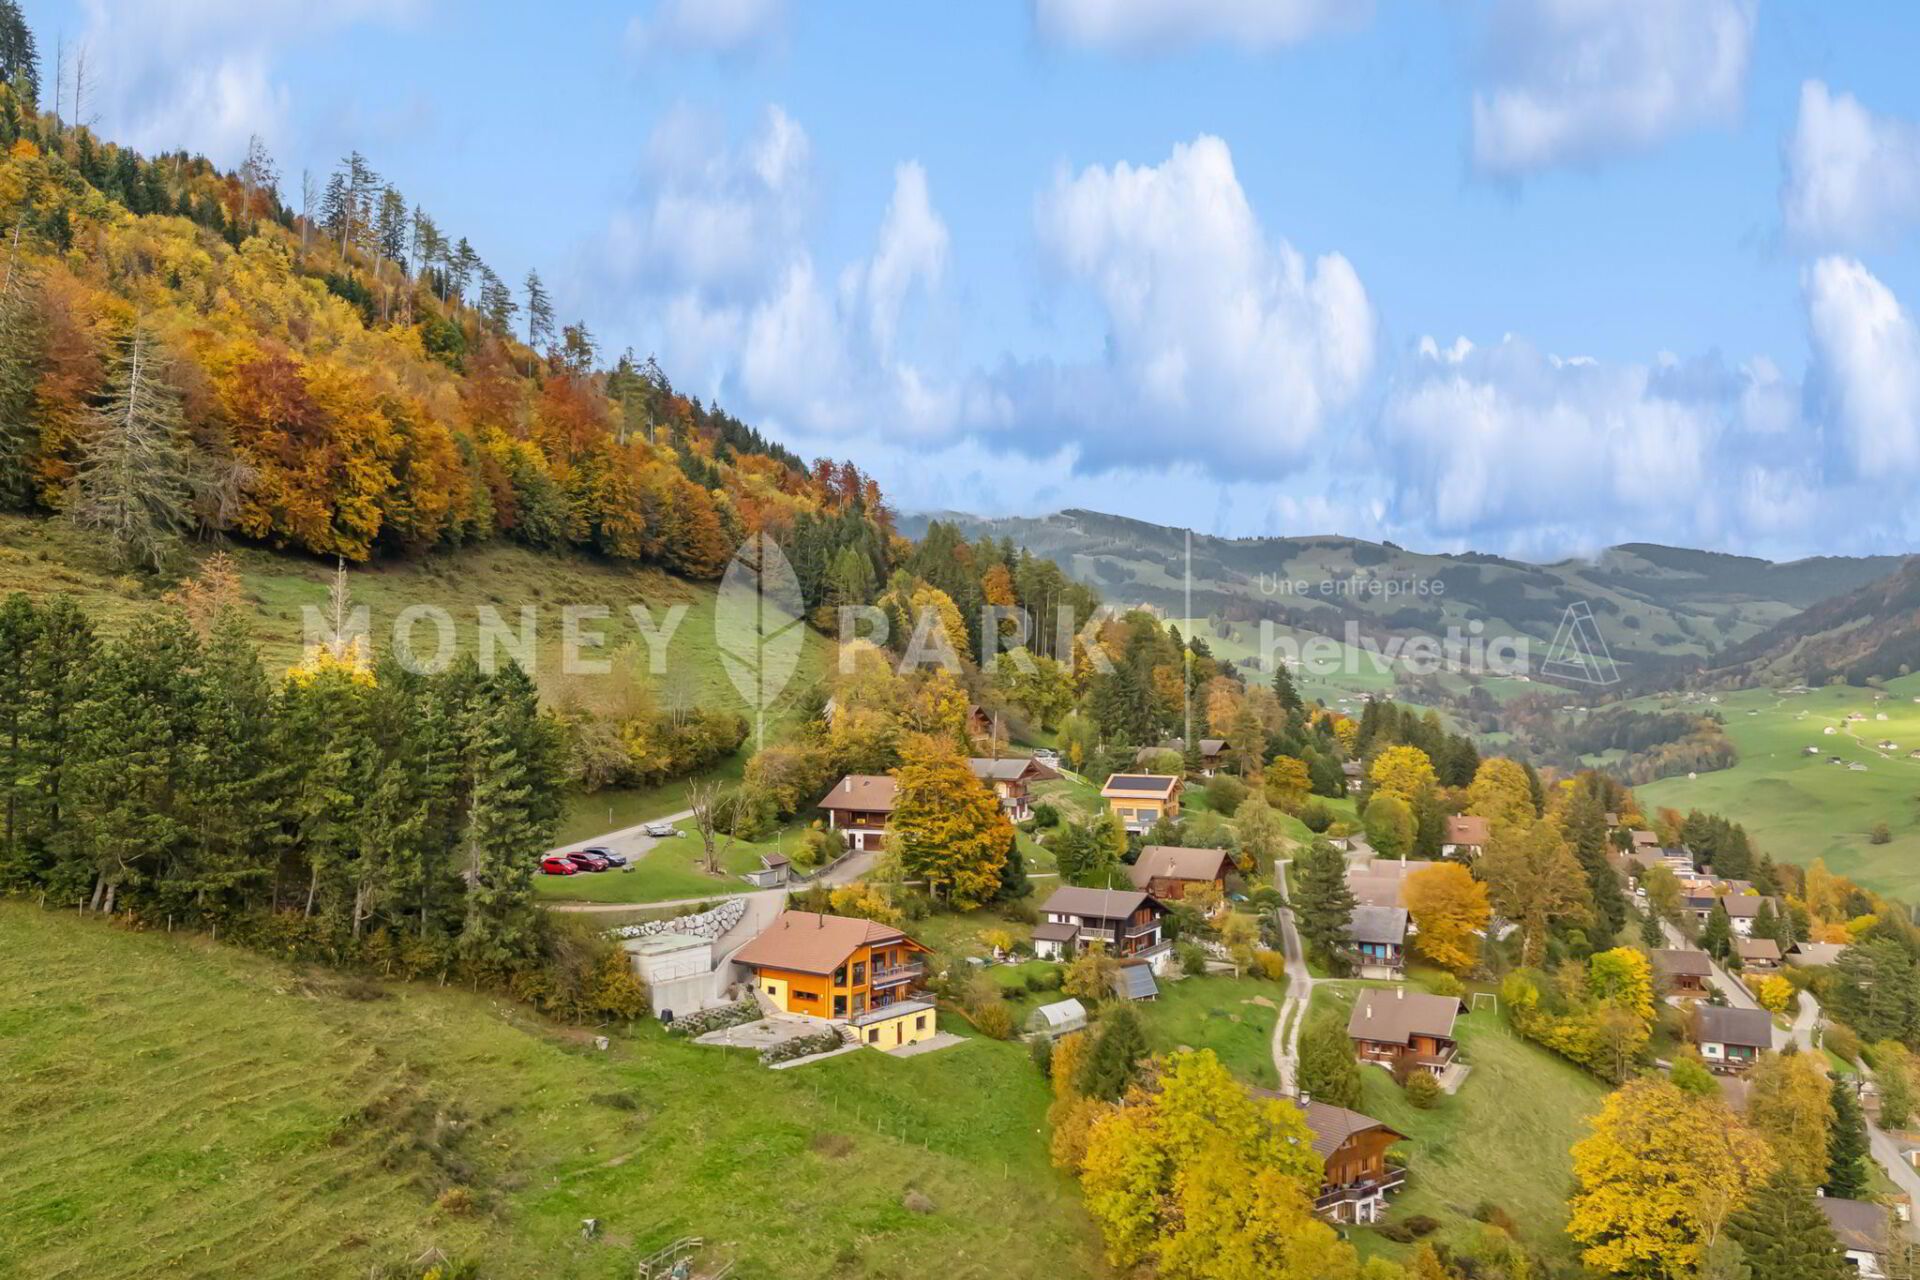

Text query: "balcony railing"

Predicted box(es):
[870, 962, 924, 987]
[1314, 1168, 1406, 1213]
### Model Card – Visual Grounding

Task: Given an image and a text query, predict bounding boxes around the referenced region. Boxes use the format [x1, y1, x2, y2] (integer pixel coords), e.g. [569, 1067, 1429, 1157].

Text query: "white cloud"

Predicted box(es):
[1031, 0, 1367, 52]
[74, 0, 414, 165]
[1021, 134, 1376, 474]
[625, 0, 787, 59]
[1470, 0, 1755, 177]
[1805, 256, 1920, 476]
[1782, 81, 1920, 248]
[852, 163, 949, 357]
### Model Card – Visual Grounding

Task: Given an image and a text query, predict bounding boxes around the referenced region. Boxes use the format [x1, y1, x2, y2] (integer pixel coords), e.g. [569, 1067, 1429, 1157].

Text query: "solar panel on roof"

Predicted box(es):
[1107, 774, 1167, 788]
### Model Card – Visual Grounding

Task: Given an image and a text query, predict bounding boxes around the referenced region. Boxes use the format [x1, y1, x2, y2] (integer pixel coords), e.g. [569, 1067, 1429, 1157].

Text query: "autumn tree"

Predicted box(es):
[1367, 744, 1435, 803]
[1568, 1078, 1773, 1278]
[1265, 754, 1311, 812]
[1482, 817, 1588, 965]
[1401, 862, 1488, 975]
[1234, 794, 1287, 876]
[1079, 1050, 1362, 1279]
[1466, 757, 1536, 834]
[1744, 1050, 1833, 1186]
[1362, 792, 1415, 858]
[888, 743, 1011, 907]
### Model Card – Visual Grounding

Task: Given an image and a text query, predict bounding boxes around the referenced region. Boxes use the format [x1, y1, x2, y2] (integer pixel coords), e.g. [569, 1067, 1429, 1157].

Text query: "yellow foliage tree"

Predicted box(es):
[1753, 974, 1795, 1014]
[1401, 863, 1490, 975]
[887, 742, 1010, 908]
[1745, 1050, 1833, 1185]
[1264, 755, 1311, 812]
[1465, 757, 1536, 834]
[1568, 1078, 1772, 1277]
[1367, 745, 1436, 803]
[1481, 817, 1588, 966]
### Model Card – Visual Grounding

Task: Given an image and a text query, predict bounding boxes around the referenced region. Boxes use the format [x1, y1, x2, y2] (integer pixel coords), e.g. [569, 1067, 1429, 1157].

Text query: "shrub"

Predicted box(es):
[1825, 1022, 1862, 1064]
[972, 1001, 1016, 1040]
[1871, 821, 1893, 845]
[1252, 949, 1287, 982]
[1204, 774, 1248, 817]
[1472, 1201, 1519, 1235]
[1029, 1034, 1054, 1077]
[1426, 971, 1465, 1000]
[1403, 1071, 1442, 1109]
[1376, 1214, 1442, 1244]
[761, 1028, 846, 1064]
[1298, 801, 1336, 833]
[667, 999, 761, 1038]
[1030, 802, 1061, 829]
[1177, 942, 1211, 978]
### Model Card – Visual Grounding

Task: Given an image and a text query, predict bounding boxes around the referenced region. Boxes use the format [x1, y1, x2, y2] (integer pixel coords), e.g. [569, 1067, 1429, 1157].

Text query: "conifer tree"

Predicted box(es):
[1702, 900, 1734, 959]
[68, 323, 191, 572]
[1292, 838, 1356, 967]
[524, 269, 554, 351]
[1074, 1004, 1146, 1102]
[1724, 1167, 1850, 1280]
[1270, 658, 1302, 713]
[1567, 786, 1627, 938]
[1298, 1013, 1363, 1108]
[1825, 1076, 1870, 1199]
[21, 595, 93, 896]
[0, 233, 42, 508]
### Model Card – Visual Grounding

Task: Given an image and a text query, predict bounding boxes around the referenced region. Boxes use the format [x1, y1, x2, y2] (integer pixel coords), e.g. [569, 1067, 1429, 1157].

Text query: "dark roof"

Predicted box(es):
[1719, 895, 1772, 919]
[1652, 948, 1713, 979]
[1346, 989, 1462, 1046]
[968, 756, 1059, 783]
[1735, 937, 1781, 962]
[1817, 1196, 1890, 1256]
[1032, 921, 1080, 944]
[818, 774, 897, 813]
[1110, 963, 1160, 1001]
[1693, 1005, 1772, 1049]
[1126, 845, 1235, 889]
[1347, 905, 1409, 946]
[1101, 773, 1181, 799]
[1041, 886, 1162, 921]
[1252, 1090, 1407, 1161]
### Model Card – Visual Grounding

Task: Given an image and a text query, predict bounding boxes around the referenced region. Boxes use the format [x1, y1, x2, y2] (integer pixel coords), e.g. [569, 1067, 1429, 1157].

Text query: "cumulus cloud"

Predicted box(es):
[1782, 81, 1920, 248]
[1031, 0, 1367, 52]
[1019, 134, 1376, 474]
[1470, 0, 1755, 177]
[1805, 256, 1920, 477]
[74, 0, 414, 165]
[625, 0, 787, 59]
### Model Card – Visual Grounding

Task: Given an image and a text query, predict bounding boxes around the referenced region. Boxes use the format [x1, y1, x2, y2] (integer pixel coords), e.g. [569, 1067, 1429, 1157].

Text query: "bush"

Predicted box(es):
[1024, 966, 1063, 993]
[1376, 1214, 1442, 1244]
[1030, 802, 1061, 829]
[1825, 1022, 1862, 1064]
[972, 1000, 1016, 1040]
[1426, 971, 1465, 1000]
[1472, 1201, 1519, 1235]
[1298, 801, 1335, 833]
[1252, 949, 1287, 982]
[1029, 1033, 1054, 1077]
[1871, 821, 1893, 845]
[1403, 1071, 1442, 1109]
[1204, 774, 1248, 817]
[1178, 941, 1211, 978]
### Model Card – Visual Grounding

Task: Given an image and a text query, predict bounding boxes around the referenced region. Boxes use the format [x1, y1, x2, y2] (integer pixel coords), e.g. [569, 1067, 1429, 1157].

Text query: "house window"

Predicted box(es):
[833, 995, 847, 1017]
[833, 965, 848, 986]
[915, 1015, 927, 1031]
[867, 1028, 880, 1044]
[853, 961, 866, 985]
[792, 989, 818, 1003]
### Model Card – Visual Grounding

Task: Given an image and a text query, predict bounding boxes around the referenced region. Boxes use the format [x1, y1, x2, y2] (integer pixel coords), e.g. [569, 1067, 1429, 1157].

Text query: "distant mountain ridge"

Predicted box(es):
[1706, 556, 1920, 685]
[901, 508, 1908, 677]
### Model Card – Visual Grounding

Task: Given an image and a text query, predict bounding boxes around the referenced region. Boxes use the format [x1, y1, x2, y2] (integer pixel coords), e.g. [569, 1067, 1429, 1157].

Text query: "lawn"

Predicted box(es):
[1636, 677, 1920, 899]
[1135, 973, 1289, 1089]
[536, 816, 812, 904]
[1307, 981, 1608, 1267]
[0, 903, 1106, 1280]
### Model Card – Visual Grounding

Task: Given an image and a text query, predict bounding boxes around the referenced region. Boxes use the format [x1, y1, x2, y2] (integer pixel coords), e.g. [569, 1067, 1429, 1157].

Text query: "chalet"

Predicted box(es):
[965, 703, 997, 742]
[1100, 773, 1182, 833]
[1140, 737, 1229, 775]
[1719, 894, 1776, 937]
[1440, 815, 1489, 861]
[1734, 937, 1782, 971]
[1033, 886, 1170, 966]
[1629, 829, 1660, 852]
[818, 774, 896, 852]
[967, 755, 1060, 822]
[1691, 1005, 1772, 1073]
[1347, 988, 1465, 1078]
[1788, 940, 1850, 968]
[1341, 761, 1365, 794]
[733, 911, 933, 1047]
[1346, 859, 1413, 910]
[1817, 1196, 1892, 1278]
[1253, 1091, 1408, 1225]
[1346, 906, 1409, 979]
[1125, 845, 1236, 899]
[1651, 948, 1713, 996]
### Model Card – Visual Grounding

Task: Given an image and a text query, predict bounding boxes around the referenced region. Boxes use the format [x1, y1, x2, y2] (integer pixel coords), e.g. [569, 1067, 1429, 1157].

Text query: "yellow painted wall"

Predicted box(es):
[855, 1006, 937, 1049]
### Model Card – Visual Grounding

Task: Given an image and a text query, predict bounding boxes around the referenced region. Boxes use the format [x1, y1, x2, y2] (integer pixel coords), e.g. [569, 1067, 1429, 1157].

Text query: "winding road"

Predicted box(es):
[1270, 858, 1314, 1096]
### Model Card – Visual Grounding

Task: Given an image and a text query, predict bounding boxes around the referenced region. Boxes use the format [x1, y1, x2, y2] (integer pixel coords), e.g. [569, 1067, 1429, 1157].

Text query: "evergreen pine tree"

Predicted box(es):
[0, 237, 43, 508]
[1725, 1167, 1850, 1280]
[179, 609, 281, 914]
[1825, 1077, 1870, 1199]
[1298, 1013, 1363, 1108]
[1074, 1004, 1146, 1102]
[0, 592, 34, 880]
[1292, 838, 1356, 967]
[1567, 787, 1627, 938]
[1270, 659, 1302, 713]
[20, 596, 93, 897]
[0, 0, 38, 104]
[1639, 909, 1664, 948]
[1702, 901, 1734, 959]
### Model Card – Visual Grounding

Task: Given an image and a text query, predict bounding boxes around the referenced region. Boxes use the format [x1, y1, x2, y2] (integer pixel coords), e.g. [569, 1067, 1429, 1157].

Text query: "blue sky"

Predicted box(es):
[34, 0, 1920, 560]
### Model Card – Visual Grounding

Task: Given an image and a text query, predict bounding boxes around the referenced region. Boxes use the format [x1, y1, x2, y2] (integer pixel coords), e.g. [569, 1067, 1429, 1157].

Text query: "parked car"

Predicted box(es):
[583, 845, 628, 867]
[642, 822, 681, 838]
[565, 851, 611, 872]
[539, 856, 578, 876]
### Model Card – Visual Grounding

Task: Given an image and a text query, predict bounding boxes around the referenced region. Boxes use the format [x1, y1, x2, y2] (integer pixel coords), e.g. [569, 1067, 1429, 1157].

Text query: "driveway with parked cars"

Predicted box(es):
[537, 810, 693, 878]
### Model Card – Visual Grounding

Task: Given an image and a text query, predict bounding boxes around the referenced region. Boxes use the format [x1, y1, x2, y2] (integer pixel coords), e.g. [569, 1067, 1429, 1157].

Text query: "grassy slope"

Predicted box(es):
[1308, 981, 1607, 1268]
[0, 904, 1104, 1280]
[1636, 676, 1920, 897]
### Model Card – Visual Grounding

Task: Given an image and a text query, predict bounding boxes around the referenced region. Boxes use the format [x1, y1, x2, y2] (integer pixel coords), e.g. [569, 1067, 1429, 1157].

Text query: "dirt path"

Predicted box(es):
[1270, 859, 1314, 1097]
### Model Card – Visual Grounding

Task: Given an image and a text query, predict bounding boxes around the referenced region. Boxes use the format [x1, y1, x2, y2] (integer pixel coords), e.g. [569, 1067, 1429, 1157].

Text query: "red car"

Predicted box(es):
[539, 855, 578, 875]
[565, 851, 612, 872]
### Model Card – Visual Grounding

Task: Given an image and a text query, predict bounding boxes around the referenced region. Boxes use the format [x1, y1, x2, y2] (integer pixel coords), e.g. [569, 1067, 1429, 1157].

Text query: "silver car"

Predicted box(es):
[642, 822, 681, 838]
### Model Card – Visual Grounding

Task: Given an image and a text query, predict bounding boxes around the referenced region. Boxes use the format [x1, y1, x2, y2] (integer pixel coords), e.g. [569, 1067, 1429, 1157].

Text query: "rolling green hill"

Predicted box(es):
[0, 904, 1104, 1280]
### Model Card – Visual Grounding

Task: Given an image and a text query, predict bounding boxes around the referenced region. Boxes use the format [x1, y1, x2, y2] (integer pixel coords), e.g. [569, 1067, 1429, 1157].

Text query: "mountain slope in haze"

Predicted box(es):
[903, 509, 1905, 674]
[1706, 556, 1920, 685]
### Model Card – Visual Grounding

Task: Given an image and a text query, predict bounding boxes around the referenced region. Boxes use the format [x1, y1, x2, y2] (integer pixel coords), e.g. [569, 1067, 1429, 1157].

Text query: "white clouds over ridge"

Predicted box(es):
[1470, 0, 1755, 176]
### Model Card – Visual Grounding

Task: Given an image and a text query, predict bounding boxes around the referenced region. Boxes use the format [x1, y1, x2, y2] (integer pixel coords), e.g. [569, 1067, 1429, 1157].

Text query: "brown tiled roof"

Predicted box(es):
[1126, 845, 1235, 889]
[1630, 829, 1659, 848]
[1735, 937, 1782, 962]
[1693, 1005, 1772, 1050]
[1252, 1091, 1407, 1161]
[732, 911, 914, 975]
[1652, 948, 1712, 979]
[1041, 885, 1162, 921]
[1347, 876, 1406, 909]
[1346, 989, 1462, 1046]
[818, 774, 897, 813]
[968, 756, 1060, 783]
[1444, 815, 1490, 846]
[1719, 894, 1772, 919]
